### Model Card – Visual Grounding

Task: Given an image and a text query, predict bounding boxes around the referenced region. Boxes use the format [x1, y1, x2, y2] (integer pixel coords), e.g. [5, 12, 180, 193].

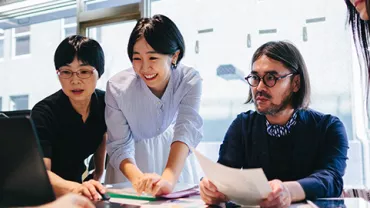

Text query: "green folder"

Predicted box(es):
[107, 192, 158, 201]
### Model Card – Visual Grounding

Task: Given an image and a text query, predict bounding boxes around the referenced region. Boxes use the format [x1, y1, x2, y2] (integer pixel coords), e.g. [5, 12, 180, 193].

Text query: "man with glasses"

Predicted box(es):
[31, 35, 107, 201]
[200, 41, 348, 207]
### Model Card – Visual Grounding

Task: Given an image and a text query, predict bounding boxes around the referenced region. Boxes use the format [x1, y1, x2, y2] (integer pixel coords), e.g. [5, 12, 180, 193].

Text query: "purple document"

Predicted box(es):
[160, 185, 200, 199]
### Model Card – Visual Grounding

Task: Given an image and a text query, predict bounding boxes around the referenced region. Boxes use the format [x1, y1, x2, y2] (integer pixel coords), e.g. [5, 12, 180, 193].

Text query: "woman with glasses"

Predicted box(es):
[31, 35, 107, 201]
[105, 14, 203, 196]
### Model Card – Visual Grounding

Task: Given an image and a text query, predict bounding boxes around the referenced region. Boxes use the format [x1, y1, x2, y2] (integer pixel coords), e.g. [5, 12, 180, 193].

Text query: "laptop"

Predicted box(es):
[0, 116, 139, 208]
[0, 116, 56, 207]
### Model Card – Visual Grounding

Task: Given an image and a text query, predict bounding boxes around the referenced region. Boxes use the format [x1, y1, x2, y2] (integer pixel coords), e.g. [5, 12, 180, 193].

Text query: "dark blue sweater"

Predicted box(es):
[217, 109, 349, 200]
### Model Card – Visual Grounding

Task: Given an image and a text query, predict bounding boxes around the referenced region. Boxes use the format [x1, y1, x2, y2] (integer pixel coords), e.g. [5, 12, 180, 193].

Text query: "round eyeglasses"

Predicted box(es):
[245, 72, 296, 88]
[57, 68, 96, 79]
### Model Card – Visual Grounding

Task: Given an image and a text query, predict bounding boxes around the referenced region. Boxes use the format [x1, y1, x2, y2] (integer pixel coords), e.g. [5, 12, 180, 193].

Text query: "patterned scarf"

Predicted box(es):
[266, 111, 298, 138]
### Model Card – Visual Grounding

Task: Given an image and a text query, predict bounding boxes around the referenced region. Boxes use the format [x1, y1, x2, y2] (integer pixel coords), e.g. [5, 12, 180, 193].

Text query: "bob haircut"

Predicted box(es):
[127, 14, 185, 69]
[54, 35, 105, 77]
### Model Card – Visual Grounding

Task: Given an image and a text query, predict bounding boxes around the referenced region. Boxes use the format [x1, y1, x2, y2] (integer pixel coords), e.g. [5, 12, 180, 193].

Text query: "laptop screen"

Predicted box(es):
[0, 116, 56, 206]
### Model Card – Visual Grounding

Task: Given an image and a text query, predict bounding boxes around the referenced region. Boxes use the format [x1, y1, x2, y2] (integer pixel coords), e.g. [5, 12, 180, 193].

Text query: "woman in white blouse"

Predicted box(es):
[105, 14, 203, 196]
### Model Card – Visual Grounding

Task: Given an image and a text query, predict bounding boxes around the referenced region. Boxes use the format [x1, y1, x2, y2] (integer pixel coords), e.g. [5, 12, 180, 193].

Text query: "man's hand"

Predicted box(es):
[260, 179, 292, 208]
[200, 177, 228, 205]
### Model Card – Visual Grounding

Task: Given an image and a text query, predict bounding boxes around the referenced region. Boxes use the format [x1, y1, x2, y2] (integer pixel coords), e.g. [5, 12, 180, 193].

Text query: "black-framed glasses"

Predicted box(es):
[57, 68, 96, 79]
[245, 72, 296, 88]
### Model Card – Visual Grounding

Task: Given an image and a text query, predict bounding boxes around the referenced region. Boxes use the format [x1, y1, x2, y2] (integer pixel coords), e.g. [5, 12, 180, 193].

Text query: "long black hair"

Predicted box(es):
[345, 0, 370, 109]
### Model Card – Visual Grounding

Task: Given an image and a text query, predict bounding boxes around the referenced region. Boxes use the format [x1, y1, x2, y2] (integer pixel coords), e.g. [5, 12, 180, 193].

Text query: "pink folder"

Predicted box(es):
[160, 185, 200, 199]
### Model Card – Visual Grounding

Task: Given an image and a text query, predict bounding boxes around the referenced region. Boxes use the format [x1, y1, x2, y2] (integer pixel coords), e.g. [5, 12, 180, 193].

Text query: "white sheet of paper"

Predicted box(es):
[193, 148, 271, 206]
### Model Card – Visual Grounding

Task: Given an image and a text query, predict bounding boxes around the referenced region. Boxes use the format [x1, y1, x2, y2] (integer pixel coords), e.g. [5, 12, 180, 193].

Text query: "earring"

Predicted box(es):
[172, 61, 177, 69]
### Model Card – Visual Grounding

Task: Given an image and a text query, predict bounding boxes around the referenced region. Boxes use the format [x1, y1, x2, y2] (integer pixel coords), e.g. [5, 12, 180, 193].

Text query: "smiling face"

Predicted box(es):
[350, 0, 369, 20]
[57, 56, 99, 103]
[251, 55, 300, 115]
[132, 38, 179, 95]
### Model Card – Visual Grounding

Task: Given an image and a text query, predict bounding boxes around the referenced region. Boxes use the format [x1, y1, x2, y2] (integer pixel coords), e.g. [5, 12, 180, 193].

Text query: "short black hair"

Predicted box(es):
[246, 41, 311, 109]
[127, 14, 185, 69]
[54, 35, 105, 77]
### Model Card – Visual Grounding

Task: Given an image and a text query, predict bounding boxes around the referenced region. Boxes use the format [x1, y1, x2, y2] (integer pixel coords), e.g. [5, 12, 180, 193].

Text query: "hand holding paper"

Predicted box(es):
[192, 148, 271, 206]
[200, 177, 228, 205]
[260, 179, 292, 208]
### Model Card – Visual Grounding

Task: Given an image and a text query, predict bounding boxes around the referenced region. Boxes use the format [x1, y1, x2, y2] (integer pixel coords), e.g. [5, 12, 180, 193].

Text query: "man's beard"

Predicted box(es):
[254, 90, 293, 116]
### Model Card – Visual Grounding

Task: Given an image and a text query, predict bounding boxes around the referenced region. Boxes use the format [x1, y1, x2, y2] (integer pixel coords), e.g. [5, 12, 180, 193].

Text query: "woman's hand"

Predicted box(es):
[151, 177, 174, 196]
[134, 173, 174, 196]
[70, 180, 106, 201]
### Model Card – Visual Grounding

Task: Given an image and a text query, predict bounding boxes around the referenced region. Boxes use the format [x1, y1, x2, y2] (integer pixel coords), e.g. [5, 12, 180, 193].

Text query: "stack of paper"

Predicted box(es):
[192, 148, 271, 206]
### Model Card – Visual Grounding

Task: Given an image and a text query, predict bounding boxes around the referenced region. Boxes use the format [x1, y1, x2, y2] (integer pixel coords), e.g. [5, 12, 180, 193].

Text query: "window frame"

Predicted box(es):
[61, 17, 77, 40]
[9, 94, 29, 111]
[12, 26, 31, 59]
[0, 29, 5, 61]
